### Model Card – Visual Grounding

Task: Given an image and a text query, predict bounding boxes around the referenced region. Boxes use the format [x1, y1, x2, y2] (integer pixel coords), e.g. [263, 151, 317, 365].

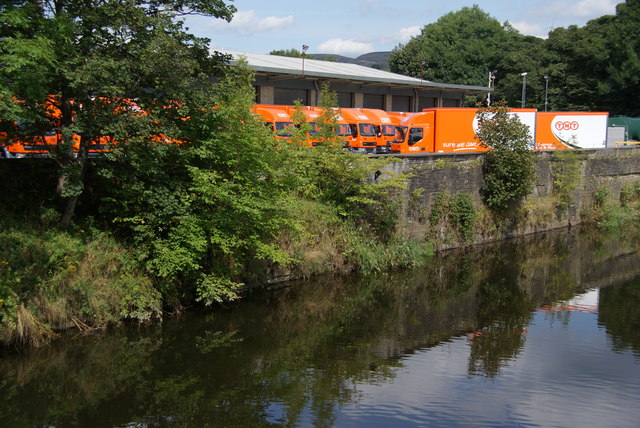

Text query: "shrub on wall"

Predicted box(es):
[475, 102, 536, 210]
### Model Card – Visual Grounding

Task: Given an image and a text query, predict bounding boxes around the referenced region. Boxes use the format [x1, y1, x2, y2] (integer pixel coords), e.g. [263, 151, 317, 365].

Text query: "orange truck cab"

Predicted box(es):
[535, 111, 608, 150]
[279, 105, 323, 147]
[338, 108, 379, 154]
[328, 109, 354, 147]
[252, 105, 295, 143]
[357, 108, 396, 154]
[391, 108, 537, 154]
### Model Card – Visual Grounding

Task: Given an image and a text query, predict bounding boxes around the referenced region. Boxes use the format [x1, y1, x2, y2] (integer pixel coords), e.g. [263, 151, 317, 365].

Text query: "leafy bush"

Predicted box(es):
[476, 102, 536, 210]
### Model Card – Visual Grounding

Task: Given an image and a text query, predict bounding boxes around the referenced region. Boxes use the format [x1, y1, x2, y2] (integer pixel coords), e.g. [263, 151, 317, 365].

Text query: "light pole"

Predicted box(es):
[520, 72, 528, 108]
[301, 44, 309, 77]
[544, 73, 550, 112]
[487, 70, 496, 106]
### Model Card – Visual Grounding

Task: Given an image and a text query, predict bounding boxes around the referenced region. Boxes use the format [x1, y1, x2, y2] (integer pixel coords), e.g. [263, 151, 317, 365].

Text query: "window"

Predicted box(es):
[359, 123, 376, 137]
[381, 124, 395, 136]
[275, 122, 294, 137]
[335, 124, 351, 136]
[409, 127, 423, 145]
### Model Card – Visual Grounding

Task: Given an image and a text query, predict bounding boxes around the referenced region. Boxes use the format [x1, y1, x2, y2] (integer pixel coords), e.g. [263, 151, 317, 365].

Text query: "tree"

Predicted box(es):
[388, 6, 510, 87]
[475, 102, 536, 210]
[0, 0, 236, 226]
[269, 48, 314, 59]
[541, 0, 640, 115]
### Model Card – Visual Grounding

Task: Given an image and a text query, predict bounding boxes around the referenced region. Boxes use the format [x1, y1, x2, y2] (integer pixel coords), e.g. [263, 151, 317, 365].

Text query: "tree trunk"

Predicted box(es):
[58, 135, 89, 228]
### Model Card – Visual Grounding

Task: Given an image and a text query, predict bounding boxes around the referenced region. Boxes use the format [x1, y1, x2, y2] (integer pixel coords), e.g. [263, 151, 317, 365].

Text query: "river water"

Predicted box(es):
[1, 227, 640, 427]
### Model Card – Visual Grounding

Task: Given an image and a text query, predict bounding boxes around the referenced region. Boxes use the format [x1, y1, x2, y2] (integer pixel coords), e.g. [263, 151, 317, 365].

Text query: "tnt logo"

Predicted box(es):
[555, 121, 579, 131]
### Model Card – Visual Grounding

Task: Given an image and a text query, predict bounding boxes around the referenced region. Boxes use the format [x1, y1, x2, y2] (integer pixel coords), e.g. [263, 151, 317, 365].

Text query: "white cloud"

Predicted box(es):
[511, 21, 549, 38]
[396, 26, 421, 43]
[529, 0, 618, 21]
[317, 38, 375, 55]
[572, 0, 618, 17]
[207, 10, 293, 35]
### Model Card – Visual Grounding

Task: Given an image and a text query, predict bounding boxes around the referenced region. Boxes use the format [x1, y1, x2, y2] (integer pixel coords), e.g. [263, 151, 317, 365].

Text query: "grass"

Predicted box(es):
[0, 216, 161, 347]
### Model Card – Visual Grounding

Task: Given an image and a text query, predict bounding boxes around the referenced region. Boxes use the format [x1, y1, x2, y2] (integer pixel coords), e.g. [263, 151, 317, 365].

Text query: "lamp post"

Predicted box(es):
[520, 72, 528, 108]
[544, 73, 550, 112]
[487, 70, 497, 106]
[301, 44, 309, 77]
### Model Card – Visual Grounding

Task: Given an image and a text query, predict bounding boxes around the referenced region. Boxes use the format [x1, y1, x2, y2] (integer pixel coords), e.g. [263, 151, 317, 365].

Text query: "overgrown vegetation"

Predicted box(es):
[551, 150, 583, 210]
[0, 59, 424, 346]
[428, 191, 478, 245]
[585, 180, 640, 230]
[0, 217, 160, 346]
[476, 102, 537, 210]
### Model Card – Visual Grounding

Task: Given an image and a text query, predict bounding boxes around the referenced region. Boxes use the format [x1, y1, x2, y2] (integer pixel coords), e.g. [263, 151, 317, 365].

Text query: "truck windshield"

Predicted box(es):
[395, 126, 407, 143]
[276, 122, 294, 137]
[308, 122, 319, 135]
[381, 124, 395, 136]
[334, 124, 351, 136]
[359, 123, 376, 137]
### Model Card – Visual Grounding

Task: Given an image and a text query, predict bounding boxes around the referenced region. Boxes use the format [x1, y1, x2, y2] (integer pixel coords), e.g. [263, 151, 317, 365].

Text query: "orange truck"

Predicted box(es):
[338, 108, 379, 154]
[390, 107, 537, 154]
[279, 105, 323, 147]
[356, 108, 396, 154]
[252, 105, 295, 143]
[535, 112, 608, 150]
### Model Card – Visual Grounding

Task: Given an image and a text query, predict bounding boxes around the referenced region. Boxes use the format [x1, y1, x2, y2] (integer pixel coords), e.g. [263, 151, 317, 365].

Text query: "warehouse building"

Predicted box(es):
[223, 50, 491, 111]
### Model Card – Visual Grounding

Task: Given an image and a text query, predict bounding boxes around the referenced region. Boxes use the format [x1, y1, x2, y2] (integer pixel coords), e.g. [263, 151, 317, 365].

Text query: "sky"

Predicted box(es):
[183, 0, 621, 57]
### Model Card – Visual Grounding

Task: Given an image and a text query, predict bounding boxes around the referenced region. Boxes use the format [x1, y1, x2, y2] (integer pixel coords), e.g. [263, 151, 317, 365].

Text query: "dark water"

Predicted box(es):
[1, 228, 640, 427]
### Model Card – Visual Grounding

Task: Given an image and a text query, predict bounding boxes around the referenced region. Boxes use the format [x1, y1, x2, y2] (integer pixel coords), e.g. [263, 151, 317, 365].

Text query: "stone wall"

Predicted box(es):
[382, 147, 640, 249]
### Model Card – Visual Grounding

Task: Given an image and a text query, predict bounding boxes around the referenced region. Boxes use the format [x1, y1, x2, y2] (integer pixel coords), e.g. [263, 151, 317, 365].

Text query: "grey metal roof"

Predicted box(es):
[221, 50, 491, 94]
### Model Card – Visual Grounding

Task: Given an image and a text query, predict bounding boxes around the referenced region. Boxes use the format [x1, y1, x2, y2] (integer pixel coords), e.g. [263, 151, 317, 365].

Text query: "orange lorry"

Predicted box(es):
[535, 112, 608, 150]
[252, 105, 295, 143]
[338, 108, 379, 154]
[357, 108, 396, 154]
[279, 105, 323, 147]
[390, 107, 537, 154]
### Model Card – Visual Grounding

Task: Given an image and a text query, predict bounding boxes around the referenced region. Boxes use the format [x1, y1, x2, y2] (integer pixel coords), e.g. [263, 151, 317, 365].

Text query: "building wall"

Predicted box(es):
[252, 74, 467, 111]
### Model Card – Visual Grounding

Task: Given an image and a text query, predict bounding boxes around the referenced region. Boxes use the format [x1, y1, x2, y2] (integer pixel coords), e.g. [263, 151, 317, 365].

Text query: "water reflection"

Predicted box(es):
[1, 227, 640, 427]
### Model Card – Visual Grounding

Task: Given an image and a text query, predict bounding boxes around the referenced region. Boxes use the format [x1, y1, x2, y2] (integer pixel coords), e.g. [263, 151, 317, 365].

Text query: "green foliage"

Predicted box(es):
[0, 218, 161, 345]
[551, 150, 583, 209]
[389, 2, 640, 114]
[450, 193, 477, 242]
[594, 186, 610, 208]
[428, 191, 477, 243]
[343, 227, 433, 274]
[476, 103, 536, 210]
[388, 5, 509, 87]
[281, 84, 408, 239]
[98, 60, 297, 304]
[620, 181, 640, 207]
[0, 0, 237, 225]
[269, 48, 314, 58]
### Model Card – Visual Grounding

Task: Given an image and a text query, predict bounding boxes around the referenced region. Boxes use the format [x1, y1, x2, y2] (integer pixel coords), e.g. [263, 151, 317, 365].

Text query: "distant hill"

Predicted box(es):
[311, 51, 391, 71]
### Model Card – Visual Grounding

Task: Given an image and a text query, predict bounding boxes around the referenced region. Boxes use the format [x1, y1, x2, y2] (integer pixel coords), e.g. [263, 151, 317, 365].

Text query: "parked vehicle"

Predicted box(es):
[338, 108, 378, 154]
[251, 105, 295, 143]
[356, 108, 396, 154]
[390, 108, 537, 154]
[535, 112, 609, 150]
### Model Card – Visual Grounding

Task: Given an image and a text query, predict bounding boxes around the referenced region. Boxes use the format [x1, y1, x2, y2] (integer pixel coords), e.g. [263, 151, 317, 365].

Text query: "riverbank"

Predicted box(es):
[3, 147, 640, 348]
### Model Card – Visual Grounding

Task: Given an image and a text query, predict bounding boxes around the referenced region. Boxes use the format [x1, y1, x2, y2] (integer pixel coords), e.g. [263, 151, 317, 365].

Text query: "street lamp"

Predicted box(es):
[544, 73, 550, 112]
[487, 70, 497, 106]
[301, 44, 309, 76]
[520, 72, 528, 108]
